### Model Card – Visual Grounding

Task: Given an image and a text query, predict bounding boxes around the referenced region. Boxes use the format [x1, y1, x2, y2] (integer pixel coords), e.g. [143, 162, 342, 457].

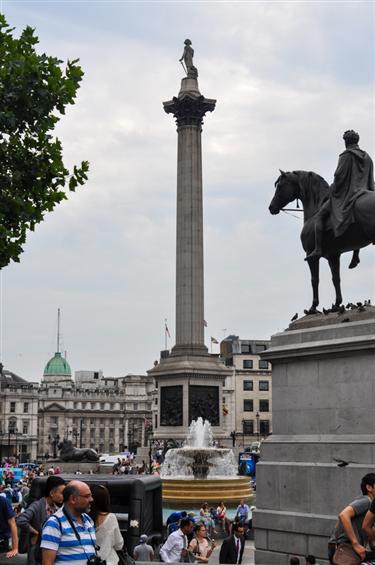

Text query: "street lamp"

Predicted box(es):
[48, 434, 60, 459]
[7, 427, 19, 460]
[148, 430, 154, 474]
[127, 429, 133, 453]
[256, 412, 260, 441]
[79, 419, 84, 448]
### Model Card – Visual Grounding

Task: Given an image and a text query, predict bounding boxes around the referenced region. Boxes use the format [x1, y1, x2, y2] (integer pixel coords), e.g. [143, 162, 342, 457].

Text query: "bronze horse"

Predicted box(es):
[269, 170, 375, 313]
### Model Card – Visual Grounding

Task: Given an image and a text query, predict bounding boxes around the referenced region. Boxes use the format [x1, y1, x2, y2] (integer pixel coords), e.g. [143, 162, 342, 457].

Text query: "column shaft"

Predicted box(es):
[175, 125, 204, 347]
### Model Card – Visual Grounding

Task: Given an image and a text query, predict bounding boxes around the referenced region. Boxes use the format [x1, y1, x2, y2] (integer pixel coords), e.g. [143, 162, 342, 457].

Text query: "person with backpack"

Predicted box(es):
[16, 475, 66, 565]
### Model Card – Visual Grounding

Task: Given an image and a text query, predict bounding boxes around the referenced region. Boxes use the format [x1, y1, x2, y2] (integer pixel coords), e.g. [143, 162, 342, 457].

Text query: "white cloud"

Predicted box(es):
[1, 1, 374, 380]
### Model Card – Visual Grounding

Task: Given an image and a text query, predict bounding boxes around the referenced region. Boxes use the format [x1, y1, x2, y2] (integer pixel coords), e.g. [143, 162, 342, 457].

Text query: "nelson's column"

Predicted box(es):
[148, 40, 231, 441]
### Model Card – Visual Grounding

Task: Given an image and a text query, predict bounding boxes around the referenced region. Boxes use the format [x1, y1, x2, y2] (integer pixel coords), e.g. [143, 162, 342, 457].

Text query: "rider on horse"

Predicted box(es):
[306, 130, 374, 266]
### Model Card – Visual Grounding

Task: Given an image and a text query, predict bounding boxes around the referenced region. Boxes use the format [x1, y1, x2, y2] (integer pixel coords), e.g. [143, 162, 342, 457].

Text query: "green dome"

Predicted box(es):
[43, 352, 72, 377]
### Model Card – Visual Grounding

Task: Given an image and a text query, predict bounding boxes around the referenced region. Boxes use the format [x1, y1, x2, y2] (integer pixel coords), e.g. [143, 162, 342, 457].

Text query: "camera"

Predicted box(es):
[87, 556, 106, 565]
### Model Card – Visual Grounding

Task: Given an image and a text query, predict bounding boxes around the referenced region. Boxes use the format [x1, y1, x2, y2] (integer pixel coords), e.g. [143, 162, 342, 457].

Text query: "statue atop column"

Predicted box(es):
[179, 39, 198, 79]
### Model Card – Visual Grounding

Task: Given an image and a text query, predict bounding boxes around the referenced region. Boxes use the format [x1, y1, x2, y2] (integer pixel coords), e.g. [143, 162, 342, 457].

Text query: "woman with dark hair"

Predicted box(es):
[89, 484, 124, 565]
[188, 523, 215, 563]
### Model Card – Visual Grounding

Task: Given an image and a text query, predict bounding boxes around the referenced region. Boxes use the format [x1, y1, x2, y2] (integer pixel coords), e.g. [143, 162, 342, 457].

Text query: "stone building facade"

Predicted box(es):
[38, 352, 154, 458]
[220, 336, 272, 445]
[0, 370, 39, 461]
[0, 352, 154, 462]
[0, 336, 272, 461]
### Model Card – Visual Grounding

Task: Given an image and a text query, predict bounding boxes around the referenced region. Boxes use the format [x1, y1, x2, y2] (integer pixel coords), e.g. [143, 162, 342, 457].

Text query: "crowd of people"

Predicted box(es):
[0, 476, 126, 565]
[0, 468, 375, 563]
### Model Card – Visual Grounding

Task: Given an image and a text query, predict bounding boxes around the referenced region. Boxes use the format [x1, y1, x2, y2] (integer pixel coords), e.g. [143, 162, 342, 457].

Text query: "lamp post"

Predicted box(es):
[127, 429, 133, 453]
[69, 428, 80, 447]
[15, 430, 19, 463]
[79, 419, 84, 448]
[256, 412, 260, 441]
[48, 434, 60, 459]
[7, 427, 19, 460]
[148, 431, 154, 474]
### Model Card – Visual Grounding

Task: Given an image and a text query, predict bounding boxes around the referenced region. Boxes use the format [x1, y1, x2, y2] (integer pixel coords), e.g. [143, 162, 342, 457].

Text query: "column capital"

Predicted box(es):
[163, 94, 216, 128]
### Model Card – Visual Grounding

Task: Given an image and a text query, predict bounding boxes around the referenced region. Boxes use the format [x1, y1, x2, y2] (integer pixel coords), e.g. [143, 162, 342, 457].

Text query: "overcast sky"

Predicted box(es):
[1, 0, 374, 382]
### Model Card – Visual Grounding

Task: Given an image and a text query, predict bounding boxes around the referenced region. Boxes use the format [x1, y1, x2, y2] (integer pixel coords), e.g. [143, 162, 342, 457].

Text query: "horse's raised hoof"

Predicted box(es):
[348, 256, 360, 269]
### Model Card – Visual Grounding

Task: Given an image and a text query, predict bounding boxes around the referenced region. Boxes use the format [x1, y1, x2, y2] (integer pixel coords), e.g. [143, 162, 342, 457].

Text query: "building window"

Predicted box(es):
[8, 418, 17, 433]
[241, 343, 250, 353]
[259, 381, 269, 391]
[242, 420, 254, 435]
[259, 360, 269, 370]
[259, 399, 269, 412]
[243, 399, 253, 412]
[255, 344, 267, 352]
[133, 403, 138, 411]
[23, 402, 29, 413]
[23, 421, 29, 435]
[243, 360, 253, 369]
[10, 402, 15, 413]
[243, 380, 253, 391]
[260, 420, 270, 435]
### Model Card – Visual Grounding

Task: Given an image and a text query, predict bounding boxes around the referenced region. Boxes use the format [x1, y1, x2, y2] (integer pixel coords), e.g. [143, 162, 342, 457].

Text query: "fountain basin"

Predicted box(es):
[162, 476, 252, 504]
[160, 418, 252, 505]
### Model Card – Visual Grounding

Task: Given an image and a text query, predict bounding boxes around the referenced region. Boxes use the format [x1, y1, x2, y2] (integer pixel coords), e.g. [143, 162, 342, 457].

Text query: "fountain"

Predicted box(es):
[160, 418, 252, 504]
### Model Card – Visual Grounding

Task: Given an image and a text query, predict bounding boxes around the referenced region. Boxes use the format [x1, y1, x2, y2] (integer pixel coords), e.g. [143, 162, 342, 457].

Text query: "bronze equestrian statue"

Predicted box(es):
[269, 131, 375, 314]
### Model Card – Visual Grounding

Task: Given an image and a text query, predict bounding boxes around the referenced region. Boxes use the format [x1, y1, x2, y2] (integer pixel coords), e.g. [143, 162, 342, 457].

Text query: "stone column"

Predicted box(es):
[164, 78, 216, 356]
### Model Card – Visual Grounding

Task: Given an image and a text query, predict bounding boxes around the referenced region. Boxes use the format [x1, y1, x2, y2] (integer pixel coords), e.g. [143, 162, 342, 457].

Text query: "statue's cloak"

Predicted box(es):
[330, 146, 374, 237]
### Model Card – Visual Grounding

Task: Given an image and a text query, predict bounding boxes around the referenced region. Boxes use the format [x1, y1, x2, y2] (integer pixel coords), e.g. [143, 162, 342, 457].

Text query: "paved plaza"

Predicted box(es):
[0, 540, 255, 565]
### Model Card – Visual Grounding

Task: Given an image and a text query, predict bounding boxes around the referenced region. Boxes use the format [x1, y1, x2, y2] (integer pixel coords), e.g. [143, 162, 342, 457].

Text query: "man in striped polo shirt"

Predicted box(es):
[41, 480, 97, 565]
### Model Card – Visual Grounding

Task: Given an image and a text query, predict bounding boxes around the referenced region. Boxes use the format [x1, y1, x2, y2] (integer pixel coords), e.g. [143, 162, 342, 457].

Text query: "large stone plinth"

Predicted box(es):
[148, 352, 230, 441]
[254, 308, 375, 565]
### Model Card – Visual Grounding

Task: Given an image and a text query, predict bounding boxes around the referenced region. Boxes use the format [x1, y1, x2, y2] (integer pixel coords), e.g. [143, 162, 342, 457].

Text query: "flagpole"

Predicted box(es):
[164, 318, 167, 350]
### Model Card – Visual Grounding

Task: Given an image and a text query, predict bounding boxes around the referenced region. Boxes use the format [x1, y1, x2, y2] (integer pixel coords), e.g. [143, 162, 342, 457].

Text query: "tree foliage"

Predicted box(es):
[0, 15, 89, 268]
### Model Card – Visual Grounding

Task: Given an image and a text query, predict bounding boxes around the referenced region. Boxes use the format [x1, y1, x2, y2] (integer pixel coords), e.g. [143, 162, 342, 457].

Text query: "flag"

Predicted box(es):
[165, 323, 171, 338]
[203, 320, 208, 327]
[211, 336, 219, 344]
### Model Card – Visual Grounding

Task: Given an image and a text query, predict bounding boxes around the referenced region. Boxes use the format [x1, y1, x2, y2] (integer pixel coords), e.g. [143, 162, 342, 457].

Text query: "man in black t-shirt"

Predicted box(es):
[361, 494, 375, 554]
[333, 473, 375, 563]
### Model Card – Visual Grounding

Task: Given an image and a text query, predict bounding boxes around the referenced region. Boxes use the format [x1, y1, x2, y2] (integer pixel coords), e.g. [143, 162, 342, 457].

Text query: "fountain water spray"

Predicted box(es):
[161, 418, 237, 479]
